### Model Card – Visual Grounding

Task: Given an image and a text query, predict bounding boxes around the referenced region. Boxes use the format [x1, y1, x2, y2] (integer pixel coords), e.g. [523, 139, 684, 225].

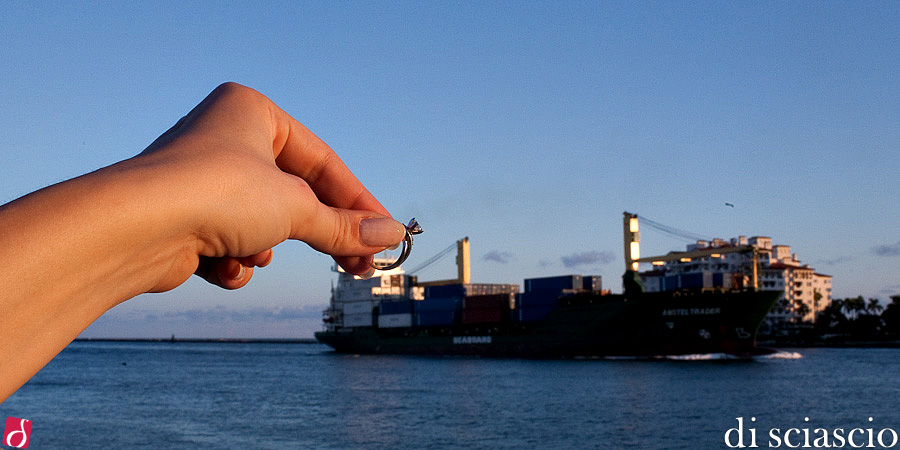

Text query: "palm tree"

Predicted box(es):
[793, 300, 811, 323]
[812, 290, 823, 324]
[842, 296, 867, 320]
[881, 295, 900, 335]
[816, 298, 846, 331]
[867, 298, 884, 316]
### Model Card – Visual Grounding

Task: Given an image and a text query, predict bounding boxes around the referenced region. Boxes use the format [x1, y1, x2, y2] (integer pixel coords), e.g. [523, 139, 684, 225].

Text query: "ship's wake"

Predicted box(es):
[663, 350, 802, 361]
[757, 350, 803, 360]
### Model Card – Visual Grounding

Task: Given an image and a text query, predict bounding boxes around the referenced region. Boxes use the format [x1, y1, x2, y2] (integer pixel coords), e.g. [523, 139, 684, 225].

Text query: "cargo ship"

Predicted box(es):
[315, 213, 780, 357]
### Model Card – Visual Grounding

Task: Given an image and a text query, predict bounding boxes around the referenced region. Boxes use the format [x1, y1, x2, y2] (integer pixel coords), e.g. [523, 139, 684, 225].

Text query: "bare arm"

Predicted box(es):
[0, 83, 404, 401]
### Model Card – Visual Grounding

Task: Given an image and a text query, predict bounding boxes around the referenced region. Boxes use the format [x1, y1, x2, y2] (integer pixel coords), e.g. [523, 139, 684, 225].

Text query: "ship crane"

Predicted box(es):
[623, 212, 760, 290]
[407, 237, 471, 287]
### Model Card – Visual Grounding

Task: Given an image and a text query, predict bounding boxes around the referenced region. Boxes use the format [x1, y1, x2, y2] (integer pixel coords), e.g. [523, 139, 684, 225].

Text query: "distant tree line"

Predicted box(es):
[811, 295, 900, 340]
[762, 295, 900, 344]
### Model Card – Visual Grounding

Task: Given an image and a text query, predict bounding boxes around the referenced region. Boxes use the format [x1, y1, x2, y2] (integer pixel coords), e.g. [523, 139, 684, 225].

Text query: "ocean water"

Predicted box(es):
[2, 342, 900, 449]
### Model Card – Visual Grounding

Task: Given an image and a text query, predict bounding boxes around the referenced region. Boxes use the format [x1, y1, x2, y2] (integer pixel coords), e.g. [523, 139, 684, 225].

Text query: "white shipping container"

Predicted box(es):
[373, 286, 403, 297]
[381, 274, 405, 288]
[343, 301, 376, 315]
[343, 312, 374, 327]
[337, 287, 377, 302]
[378, 313, 413, 328]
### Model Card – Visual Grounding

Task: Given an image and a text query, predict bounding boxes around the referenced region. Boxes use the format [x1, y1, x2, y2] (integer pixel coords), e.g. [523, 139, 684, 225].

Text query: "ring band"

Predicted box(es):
[370, 218, 422, 271]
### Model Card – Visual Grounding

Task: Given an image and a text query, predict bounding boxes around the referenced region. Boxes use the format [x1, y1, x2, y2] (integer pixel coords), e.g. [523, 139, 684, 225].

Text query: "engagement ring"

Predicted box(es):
[370, 218, 423, 271]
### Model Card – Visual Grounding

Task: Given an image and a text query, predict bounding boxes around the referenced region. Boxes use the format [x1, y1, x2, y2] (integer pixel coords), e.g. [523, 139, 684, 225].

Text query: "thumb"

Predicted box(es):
[293, 200, 406, 261]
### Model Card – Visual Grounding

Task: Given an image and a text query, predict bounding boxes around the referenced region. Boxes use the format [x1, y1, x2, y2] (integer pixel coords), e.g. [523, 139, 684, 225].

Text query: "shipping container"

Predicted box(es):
[381, 274, 405, 288]
[583, 275, 602, 292]
[342, 301, 376, 315]
[524, 275, 583, 293]
[415, 296, 462, 313]
[378, 313, 413, 328]
[372, 286, 404, 297]
[517, 292, 559, 308]
[681, 273, 704, 289]
[678, 272, 714, 290]
[379, 300, 414, 315]
[416, 311, 457, 327]
[463, 293, 514, 310]
[424, 284, 462, 298]
[664, 275, 680, 291]
[425, 283, 519, 298]
[337, 287, 379, 302]
[343, 312, 374, 327]
[516, 306, 556, 323]
[461, 308, 506, 324]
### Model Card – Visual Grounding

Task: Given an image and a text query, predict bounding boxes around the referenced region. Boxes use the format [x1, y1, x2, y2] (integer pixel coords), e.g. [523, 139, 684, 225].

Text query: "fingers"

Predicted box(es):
[195, 249, 274, 290]
[334, 255, 376, 279]
[239, 248, 273, 268]
[216, 258, 254, 290]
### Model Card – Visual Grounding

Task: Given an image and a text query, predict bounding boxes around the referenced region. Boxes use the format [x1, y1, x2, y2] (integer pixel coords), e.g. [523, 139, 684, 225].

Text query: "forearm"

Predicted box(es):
[0, 159, 195, 401]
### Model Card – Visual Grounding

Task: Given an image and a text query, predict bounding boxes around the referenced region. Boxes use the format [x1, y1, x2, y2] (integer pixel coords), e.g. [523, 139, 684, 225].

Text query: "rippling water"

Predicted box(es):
[2, 342, 899, 449]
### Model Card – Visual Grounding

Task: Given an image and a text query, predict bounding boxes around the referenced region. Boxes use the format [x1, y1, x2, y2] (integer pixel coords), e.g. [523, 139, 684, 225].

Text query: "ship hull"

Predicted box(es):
[315, 290, 779, 358]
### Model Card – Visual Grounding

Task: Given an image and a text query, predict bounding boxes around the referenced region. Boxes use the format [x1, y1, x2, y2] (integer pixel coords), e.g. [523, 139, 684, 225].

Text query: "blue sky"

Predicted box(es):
[2, 1, 898, 338]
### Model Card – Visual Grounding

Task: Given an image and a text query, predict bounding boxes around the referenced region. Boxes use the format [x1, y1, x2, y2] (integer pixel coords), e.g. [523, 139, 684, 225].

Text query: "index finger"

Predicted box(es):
[268, 104, 390, 217]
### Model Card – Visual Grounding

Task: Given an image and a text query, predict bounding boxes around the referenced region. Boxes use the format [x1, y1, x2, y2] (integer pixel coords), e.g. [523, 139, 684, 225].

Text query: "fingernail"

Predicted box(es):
[231, 264, 245, 280]
[358, 267, 376, 280]
[359, 218, 404, 247]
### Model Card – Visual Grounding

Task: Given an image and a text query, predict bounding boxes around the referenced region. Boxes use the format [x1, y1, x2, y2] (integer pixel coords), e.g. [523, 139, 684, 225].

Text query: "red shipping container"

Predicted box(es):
[462, 308, 506, 324]
[463, 294, 514, 310]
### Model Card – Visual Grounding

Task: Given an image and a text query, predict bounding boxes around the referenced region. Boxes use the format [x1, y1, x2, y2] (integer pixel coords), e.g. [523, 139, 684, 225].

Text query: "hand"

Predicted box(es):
[1, 82, 406, 401]
[135, 82, 405, 291]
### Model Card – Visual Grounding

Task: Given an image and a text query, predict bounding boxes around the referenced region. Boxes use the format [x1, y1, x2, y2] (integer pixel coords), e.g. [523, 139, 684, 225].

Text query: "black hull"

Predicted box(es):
[315, 290, 779, 358]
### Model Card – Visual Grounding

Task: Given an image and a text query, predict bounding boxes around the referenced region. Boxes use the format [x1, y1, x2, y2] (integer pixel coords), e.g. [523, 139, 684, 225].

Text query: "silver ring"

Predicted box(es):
[370, 218, 423, 271]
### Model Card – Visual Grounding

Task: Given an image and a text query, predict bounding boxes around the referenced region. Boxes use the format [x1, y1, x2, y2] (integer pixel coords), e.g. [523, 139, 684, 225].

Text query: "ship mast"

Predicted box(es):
[623, 212, 640, 272]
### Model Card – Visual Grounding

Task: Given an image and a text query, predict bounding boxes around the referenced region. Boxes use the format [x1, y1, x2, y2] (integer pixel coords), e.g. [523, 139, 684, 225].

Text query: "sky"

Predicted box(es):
[2, 1, 898, 338]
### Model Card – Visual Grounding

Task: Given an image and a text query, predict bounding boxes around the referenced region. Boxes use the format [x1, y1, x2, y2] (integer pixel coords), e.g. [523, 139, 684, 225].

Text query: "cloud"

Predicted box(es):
[561, 251, 616, 268]
[873, 241, 900, 257]
[161, 304, 326, 323]
[817, 256, 855, 266]
[483, 250, 514, 264]
[880, 286, 900, 295]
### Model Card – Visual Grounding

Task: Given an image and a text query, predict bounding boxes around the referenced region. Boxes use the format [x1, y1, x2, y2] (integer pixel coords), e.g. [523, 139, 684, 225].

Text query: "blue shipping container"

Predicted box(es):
[425, 284, 466, 298]
[664, 275, 680, 291]
[414, 296, 462, 313]
[713, 273, 723, 287]
[517, 292, 559, 308]
[516, 306, 556, 323]
[524, 275, 583, 293]
[379, 300, 414, 315]
[681, 273, 703, 289]
[583, 275, 602, 291]
[416, 311, 457, 327]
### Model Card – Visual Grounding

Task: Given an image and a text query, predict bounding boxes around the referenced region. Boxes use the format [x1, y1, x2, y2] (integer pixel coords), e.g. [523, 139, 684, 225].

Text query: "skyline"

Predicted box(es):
[2, 2, 898, 338]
